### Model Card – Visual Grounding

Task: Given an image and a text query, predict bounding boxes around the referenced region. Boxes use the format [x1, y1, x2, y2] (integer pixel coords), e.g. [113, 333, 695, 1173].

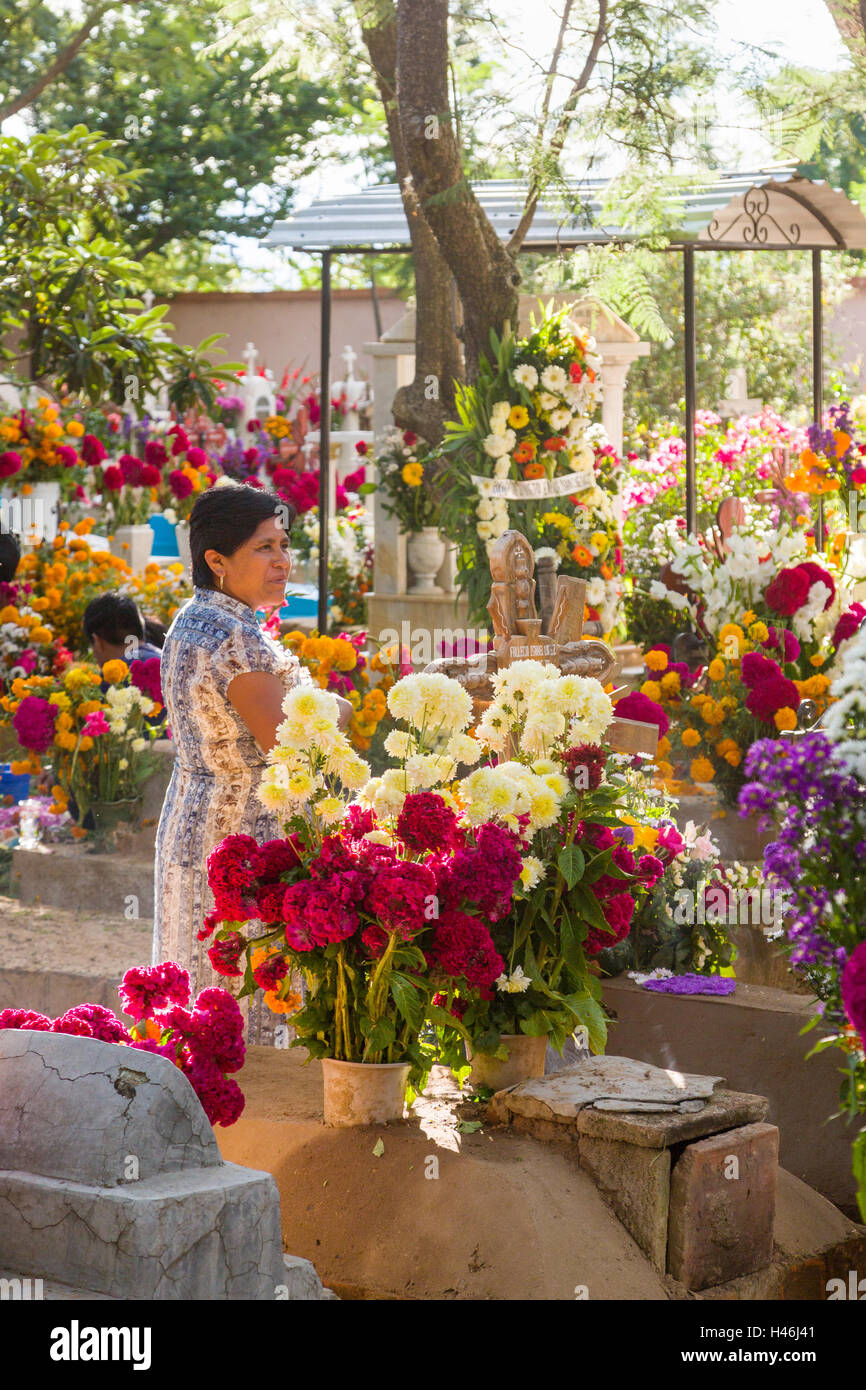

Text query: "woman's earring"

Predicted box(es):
[218, 574, 224, 592]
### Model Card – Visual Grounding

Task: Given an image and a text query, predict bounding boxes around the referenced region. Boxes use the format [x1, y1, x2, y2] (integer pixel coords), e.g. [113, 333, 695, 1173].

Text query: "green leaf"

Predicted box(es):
[457, 1120, 482, 1134]
[557, 843, 586, 890]
[427, 1002, 470, 1041]
[372, 1138, 385, 1158]
[390, 971, 424, 1032]
[364, 1016, 396, 1056]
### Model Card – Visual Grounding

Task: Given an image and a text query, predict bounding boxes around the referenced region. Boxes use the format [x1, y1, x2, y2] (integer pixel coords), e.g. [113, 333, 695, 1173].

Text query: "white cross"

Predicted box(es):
[243, 342, 258, 376]
[342, 344, 358, 379]
[142, 289, 155, 310]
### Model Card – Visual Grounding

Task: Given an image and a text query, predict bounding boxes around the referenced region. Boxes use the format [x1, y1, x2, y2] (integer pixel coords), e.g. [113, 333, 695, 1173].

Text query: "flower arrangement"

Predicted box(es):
[531, 442, 625, 634]
[278, 627, 390, 753]
[784, 401, 866, 499]
[373, 429, 441, 533]
[98, 452, 164, 527]
[2, 657, 163, 822]
[288, 499, 373, 627]
[438, 303, 605, 621]
[421, 661, 666, 1066]
[739, 622, 866, 1216]
[0, 396, 86, 495]
[12, 524, 188, 654]
[0, 963, 246, 1127]
[203, 677, 523, 1091]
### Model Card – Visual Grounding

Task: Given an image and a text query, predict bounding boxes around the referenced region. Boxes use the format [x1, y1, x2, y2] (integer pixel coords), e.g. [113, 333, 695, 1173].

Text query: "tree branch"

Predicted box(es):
[0, 0, 134, 122]
[507, 0, 608, 254]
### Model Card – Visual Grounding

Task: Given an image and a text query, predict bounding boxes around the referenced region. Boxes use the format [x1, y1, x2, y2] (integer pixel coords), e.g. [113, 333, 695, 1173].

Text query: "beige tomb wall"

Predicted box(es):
[156, 287, 408, 388]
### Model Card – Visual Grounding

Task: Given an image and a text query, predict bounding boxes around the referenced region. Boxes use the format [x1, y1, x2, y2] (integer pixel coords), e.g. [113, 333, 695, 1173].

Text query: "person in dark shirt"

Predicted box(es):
[0, 532, 21, 584]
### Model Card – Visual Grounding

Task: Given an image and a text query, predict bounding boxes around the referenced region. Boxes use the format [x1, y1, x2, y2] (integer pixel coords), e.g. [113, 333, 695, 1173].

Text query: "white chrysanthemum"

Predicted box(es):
[483, 430, 514, 458]
[530, 758, 557, 775]
[446, 733, 482, 765]
[314, 796, 345, 826]
[541, 364, 567, 392]
[131, 737, 147, 752]
[543, 772, 569, 798]
[476, 498, 495, 521]
[477, 521, 494, 541]
[326, 746, 371, 790]
[282, 686, 339, 724]
[492, 456, 511, 479]
[513, 363, 538, 389]
[474, 715, 508, 752]
[538, 391, 559, 412]
[549, 407, 572, 431]
[519, 856, 544, 890]
[521, 709, 566, 756]
[384, 729, 413, 759]
[495, 965, 532, 994]
[527, 786, 560, 829]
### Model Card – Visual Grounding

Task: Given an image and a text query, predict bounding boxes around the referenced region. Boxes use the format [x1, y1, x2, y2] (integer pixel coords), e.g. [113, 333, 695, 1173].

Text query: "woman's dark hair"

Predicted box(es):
[0, 531, 20, 583]
[83, 593, 145, 646]
[144, 617, 168, 650]
[190, 483, 295, 589]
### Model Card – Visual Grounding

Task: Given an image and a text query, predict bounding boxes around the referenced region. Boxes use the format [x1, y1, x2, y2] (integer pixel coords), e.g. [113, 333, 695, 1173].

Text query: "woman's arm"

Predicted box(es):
[228, 672, 352, 753]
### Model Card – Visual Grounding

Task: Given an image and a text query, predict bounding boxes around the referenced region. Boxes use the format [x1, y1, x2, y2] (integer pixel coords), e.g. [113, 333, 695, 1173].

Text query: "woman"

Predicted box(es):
[153, 481, 348, 1041]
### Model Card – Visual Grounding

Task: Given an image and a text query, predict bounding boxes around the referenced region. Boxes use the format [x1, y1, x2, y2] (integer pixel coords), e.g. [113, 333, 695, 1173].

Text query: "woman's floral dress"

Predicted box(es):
[153, 586, 309, 1043]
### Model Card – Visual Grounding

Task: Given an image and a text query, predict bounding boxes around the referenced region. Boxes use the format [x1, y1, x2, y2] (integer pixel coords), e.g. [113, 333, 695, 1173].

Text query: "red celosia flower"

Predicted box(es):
[81, 434, 106, 466]
[740, 652, 782, 688]
[833, 603, 866, 649]
[798, 561, 835, 611]
[0, 450, 22, 478]
[427, 910, 505, 989]
[765, 566, 811, 617]
[119, 453, 143, 486]
[169, 469, 194, 499]
[841, 941, 866, 1041]
[252, 954, 289, 992]
[745, 675, 801, 723]
[102, 465, 124, 492]
[144, 440, 168, 468]
[613, 690, 670, 737]
[396, 791, 459, 853]
[208, 931, 246, 978]
[12, 695, 58, 753]
[0, 1008, 52, 1030]
[118, 962, 191, 1021]
[561, 743, 606, 790]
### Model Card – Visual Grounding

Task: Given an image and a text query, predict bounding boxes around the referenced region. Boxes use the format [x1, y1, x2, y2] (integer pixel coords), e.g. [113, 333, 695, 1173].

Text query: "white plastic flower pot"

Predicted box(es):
[109, 524, 154, 573]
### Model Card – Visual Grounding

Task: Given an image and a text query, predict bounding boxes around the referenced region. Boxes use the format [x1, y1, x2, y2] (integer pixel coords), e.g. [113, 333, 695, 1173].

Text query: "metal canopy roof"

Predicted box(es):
[265, 168, 866, 254]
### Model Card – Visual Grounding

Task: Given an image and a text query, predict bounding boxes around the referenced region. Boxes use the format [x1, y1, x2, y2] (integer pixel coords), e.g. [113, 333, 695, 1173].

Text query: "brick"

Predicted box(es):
[579, 1135, 671, 1271]
[782, 1258, 827, 1301]
[668, 1122, 778, 1291]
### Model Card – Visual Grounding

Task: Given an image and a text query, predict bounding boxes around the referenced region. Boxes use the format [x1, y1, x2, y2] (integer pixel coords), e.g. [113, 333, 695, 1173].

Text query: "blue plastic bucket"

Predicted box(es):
[0, 763, 31, 802]
[149, 514, 180, 558]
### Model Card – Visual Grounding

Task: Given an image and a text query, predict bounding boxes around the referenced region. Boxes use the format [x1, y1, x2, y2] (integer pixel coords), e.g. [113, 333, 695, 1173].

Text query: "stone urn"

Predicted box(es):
[407, 527, 445, 595]
[320, 1058, 410, 1127]
[109, 524, 154, 573]
[467, 1033, 548, 1091]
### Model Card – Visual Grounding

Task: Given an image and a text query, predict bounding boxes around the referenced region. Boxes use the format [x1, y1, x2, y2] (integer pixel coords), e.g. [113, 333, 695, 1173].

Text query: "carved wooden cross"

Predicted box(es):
[426, 531, 659, 757]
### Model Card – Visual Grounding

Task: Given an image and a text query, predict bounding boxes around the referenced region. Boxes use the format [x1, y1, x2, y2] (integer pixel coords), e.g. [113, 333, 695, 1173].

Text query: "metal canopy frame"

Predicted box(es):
[265, 171, 866, 629]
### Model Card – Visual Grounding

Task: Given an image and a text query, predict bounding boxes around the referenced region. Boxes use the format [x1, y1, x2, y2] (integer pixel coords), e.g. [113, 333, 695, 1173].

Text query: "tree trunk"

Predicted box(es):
[355, 0, 464, 444]
[824, 1, 866, 64]
[395, 0, 521, 380]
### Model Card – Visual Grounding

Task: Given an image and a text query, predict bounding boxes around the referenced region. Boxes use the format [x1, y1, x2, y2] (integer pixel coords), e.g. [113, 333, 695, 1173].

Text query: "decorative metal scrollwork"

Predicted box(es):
[706, 186, 801, 246]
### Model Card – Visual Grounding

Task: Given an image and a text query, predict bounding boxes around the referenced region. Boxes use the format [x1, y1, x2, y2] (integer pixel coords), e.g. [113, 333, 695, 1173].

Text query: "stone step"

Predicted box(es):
[10, 845, 154, 916]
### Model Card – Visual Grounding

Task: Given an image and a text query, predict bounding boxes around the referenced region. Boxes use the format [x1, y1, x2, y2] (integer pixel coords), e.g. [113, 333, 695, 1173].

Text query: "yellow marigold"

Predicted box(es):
[809, 652, 826, 668]
[347, 689, 361, 710]
[0, 605, 20, 624]
[401, 462, 423, 487]
[723, 748, 741, 767]
[102, 659, 129, 685]
[9, 759, 32, 775]
[682, 728, 702, 747]
[707, 658, 725, 682]
[640, 680, 663, 703]
[78, 735, 94, 752]
[508, 405, 529, 429]
[773, 707, 798, 732]
[748, 621, 769, 643]
[66, 420, 85, 437]
[264, 988, 303, 1016]
[804, 674, 830, 697]
[644, 649, 669, 672]
[655, 760, 675, 780]
[718, 622, 744, 655]
[77, 699, 104, 717]
[331, 638, 357, 672]
[302, 635, 335, 663]
[660, 671, 681, 696]
[29, 626, 53, 645]
[690, 755, 716, 783]
[55, 712, 74, 732]
[55, 730, 77, 751]
[740, 610, 757, 626]
[656, 735, 671, 757]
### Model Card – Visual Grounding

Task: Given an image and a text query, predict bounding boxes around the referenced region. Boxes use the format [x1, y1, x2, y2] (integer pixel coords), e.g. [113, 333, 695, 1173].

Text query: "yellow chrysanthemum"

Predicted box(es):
[660, 671, 681, 696]
[508, 405, 529, 429]
[748, 621, 769, 643]
[707, 658, 725, 682]
[401, 462, 423, 487]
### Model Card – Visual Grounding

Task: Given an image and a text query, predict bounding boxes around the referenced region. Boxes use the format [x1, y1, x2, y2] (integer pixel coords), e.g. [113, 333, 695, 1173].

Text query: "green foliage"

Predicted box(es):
[0, 126, 240, 402]
[26, 1, 372, 289]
